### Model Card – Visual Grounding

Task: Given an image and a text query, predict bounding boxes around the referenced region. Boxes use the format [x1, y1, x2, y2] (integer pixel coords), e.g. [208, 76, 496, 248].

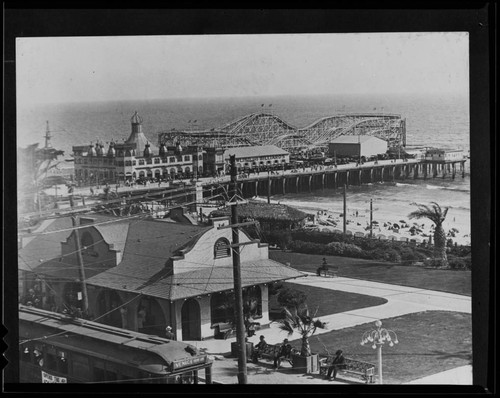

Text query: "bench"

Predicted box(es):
[318, 267, 339, 278]
[214, 321, 261, 339]
[213, 322, 234, 340]
[319, 355, 375, 383]
[254, 344, 296, 368]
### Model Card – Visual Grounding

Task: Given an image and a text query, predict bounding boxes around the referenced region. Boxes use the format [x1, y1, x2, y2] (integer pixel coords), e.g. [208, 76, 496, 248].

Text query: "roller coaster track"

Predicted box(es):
[156, 112, 406, 152]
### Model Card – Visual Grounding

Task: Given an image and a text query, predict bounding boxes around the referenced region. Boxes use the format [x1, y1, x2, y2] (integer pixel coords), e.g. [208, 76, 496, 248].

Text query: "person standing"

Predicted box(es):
[165, 326, 175, 340]
[326, 349, 345, 380]
[137, 306, 146, 333]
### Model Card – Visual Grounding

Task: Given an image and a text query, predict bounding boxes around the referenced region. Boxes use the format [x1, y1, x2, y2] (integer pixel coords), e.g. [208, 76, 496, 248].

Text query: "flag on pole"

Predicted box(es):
[261, 104, 264, 107]
[269, 104, 272, 107]
[193, 120, 197, 123]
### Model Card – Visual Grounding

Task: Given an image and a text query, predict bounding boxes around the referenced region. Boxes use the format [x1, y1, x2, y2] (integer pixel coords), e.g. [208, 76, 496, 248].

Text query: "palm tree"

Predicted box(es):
[408, 202, 449, 268]
[217, 293, 260, 337]
[276, 305, 325, 357]
[18, 143, 65, 213]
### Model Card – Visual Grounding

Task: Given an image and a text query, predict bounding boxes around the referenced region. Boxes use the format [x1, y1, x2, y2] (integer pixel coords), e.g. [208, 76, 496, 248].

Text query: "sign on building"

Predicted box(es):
[41, 371, 67, 383]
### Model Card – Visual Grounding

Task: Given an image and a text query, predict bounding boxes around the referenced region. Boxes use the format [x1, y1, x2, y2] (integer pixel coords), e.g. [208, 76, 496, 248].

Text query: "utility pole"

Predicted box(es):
[343, 184, 347, 235]
[267, 168, 271, 204]
[229, 155, 248, 384]
[71, 216, 89, 316]
[370, 198, 373, 238]
[358, 135, 361, 164]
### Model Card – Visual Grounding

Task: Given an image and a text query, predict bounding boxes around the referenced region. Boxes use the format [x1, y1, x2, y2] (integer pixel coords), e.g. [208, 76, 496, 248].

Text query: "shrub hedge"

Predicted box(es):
[249, 227, 470, 268]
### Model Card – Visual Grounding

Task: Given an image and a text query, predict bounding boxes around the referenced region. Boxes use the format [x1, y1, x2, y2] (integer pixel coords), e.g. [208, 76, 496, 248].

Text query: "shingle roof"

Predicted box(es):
[86, 220, 210, 292]
[224, 145, 289, 159]
[18, 214, 130, 278]
[88, 259, 305, 301]
[211, 201, 308, 222]
[18, 217, 75, 272]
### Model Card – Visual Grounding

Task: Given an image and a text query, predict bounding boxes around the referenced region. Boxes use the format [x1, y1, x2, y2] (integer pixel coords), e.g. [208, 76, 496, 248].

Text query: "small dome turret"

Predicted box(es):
[144, 142, 151, 157]
[175, 141, 183, 155]
[131, 110, 143, 125]
[107, 141, 116, 157]
[96, 143, 104, 156]
[88, 142, 97, 157]
[159, 143, 167, 156]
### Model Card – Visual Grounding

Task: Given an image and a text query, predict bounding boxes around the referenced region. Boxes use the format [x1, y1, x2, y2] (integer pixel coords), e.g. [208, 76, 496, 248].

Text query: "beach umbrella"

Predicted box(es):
[393, 223, 400, 229]
[399, 219, 406, 223]
[371, 220, 379, 224]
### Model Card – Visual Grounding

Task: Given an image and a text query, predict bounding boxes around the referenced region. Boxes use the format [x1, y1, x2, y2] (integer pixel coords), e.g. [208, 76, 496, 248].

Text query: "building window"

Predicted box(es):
[184, 155, 191, 162]
[72, 353, 90, 380]
[214, 238, 231, 259]
[147, 158, 153, 165]
[139, 159, 145, 165]
[81, 231, 94, 249]
[169, 157, 176, 163]
[154, 158, 160, 164]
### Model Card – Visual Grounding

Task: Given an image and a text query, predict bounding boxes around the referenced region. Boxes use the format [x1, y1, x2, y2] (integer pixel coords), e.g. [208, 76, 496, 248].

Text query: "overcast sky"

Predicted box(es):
[16, 32, 469, 106]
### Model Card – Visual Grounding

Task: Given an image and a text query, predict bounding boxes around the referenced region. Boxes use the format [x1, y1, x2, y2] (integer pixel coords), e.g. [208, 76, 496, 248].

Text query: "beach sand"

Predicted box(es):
[253, 196, 471, 247]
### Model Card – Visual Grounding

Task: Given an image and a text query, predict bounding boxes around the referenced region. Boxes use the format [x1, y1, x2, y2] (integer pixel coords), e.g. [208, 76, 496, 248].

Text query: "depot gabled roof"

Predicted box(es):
[86, 218, 304, 301]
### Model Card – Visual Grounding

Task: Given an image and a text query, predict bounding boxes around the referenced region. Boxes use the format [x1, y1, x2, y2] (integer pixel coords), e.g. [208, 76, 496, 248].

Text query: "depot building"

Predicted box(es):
[19, 214, 305, 342]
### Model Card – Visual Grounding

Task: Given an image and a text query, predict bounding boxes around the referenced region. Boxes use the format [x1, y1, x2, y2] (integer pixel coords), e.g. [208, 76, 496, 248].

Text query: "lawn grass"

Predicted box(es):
[287, 310, 472, 384]
[268, 282, 388, 319]
[270, 251, 471, 296]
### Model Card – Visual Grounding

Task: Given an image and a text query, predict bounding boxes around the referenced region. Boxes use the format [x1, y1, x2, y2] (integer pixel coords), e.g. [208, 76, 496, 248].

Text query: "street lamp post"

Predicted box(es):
[360, 320, 399, 384]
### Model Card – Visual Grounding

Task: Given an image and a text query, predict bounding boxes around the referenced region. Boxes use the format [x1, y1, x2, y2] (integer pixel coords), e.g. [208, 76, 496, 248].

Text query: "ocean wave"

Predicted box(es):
[395, 182, 417, 188]
[447, 205, 470, 211]
[425, 184, 470, 193]
[425, 184, 443, 190]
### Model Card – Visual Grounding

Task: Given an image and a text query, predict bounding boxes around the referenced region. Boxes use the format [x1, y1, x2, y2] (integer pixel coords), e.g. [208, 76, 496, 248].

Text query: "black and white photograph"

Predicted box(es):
[4, 8, 494, 393]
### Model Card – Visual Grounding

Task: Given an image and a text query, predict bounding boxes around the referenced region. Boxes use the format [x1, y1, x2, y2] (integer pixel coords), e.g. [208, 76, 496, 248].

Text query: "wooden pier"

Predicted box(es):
[200, 158, 468, 200]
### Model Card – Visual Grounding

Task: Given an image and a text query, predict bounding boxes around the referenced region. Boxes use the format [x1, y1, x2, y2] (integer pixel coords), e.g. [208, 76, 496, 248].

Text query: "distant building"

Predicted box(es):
[210, 201, 310, 231]
[425, 148, 466, 162]
[223, 145, 290, 172]
[328, 135, 388, 159]
[72, 112, 204, 184]
[203, 147, 225, 176]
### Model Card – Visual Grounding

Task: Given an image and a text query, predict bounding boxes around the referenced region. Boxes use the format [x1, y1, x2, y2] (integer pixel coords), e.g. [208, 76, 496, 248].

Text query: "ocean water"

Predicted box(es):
[16, 93, 470, 241]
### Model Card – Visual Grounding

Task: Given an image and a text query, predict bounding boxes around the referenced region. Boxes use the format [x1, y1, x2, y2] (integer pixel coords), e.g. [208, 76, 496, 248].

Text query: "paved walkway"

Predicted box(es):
[406, 365, 472, 385]
[185, 273, 471, 384]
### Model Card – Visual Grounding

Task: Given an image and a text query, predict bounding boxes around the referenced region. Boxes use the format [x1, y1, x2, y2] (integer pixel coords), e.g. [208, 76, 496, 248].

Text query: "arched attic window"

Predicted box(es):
[214, 238, 231, 259]
[81, 231, 94, 249]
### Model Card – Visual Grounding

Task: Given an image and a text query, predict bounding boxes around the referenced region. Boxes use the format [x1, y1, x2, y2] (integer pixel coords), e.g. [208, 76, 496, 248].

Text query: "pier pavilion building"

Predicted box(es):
[223, 145, 290, 173]
[328, 135, 388, 159]
[72, 112, 204, 185]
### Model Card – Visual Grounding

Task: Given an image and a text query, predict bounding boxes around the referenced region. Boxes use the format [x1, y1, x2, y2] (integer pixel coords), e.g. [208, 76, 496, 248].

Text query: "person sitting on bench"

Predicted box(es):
[273, 339, 291, 369]
[251, 335, 268, 363]
[326, 349, 345, 380]
[317, 258, 329, 276]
